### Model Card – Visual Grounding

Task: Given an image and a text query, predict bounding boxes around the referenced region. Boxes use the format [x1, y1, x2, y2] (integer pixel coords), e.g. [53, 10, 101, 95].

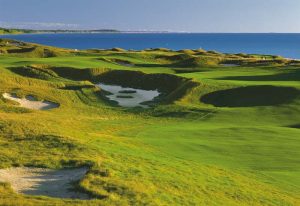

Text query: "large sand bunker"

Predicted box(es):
[2, 93, 59, 110]
[0, 167, 90, 199]
[98, 83, 160, 108]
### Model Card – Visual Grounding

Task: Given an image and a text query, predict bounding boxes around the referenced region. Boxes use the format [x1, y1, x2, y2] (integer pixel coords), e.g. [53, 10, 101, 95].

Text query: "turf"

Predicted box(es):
[0, 39, 299, 205]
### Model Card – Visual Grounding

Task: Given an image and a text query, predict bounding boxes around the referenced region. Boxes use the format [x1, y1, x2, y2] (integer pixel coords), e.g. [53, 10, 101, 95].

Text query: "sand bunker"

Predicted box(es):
[113, 59, 134, 67]
[98, 83, 160, 108]
[0, 167, 90, 199]
[2, 93, 59, 110]
[117, 62, 134, 67]
[221, 64, 239, 67]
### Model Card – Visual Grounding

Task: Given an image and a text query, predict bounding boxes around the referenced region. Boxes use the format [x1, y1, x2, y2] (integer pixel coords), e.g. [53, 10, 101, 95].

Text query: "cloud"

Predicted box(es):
[0, 21, 80, 30]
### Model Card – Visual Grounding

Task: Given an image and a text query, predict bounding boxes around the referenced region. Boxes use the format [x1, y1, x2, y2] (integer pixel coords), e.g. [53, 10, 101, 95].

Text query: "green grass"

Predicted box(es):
[0, 38, 299, 205]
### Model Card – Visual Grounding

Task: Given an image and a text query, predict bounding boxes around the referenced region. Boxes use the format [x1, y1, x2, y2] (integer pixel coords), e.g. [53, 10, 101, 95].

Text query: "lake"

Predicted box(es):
[1, 33, 300, 59]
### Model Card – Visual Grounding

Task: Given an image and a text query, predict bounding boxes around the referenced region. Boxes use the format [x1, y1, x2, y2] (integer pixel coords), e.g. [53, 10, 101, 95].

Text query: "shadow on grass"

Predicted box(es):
[61, 85, 95, 90]
[134, 63, 169, 68]
[288, 124, 300, 129]
[201, 85, 300, 107]
[216, 69, 300, 82]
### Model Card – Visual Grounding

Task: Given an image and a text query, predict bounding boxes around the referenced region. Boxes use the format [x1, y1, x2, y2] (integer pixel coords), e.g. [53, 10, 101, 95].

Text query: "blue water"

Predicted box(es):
[1, 33, 300, 59]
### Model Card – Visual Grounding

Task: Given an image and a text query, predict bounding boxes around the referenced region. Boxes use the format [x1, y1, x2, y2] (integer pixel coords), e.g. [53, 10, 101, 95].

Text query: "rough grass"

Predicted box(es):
[0, 38, 300, 205]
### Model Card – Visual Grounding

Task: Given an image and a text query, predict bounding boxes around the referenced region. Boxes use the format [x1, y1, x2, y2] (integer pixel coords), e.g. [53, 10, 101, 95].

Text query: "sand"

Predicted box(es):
[220, 63, 239, 67]
[0, 167, 90, 199]
[2, 93, 59, 110]
[97, 83, 160, 108]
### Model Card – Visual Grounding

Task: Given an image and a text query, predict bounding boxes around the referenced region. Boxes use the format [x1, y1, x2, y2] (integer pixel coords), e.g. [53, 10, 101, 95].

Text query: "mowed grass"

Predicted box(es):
[0, 40, 299, 205]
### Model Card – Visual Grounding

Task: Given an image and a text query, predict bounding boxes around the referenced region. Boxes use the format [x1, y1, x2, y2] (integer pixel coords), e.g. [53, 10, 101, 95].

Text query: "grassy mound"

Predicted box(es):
[157, 53, 192, 62]
[0, 39, 71, 58]
[111, 48, 126, 52]
[155, 53, 220, 68]
[9, 65, 59, 80]
[193, 48, 207, 54]
[201, 85, 300, 107]
[177, 49, 195, 54]
[0, 132, 92, 168]
[174, 56, 220, 67]
[142, 48, 171, 52]
[221, 58, 289, 66]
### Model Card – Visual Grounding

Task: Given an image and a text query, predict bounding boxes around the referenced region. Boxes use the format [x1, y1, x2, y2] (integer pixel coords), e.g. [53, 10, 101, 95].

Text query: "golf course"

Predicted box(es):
[0, 38, 300, 206]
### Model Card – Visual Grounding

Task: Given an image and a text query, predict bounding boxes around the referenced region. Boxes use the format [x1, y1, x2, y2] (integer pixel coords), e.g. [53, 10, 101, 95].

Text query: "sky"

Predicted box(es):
[1, 0, 300, 32]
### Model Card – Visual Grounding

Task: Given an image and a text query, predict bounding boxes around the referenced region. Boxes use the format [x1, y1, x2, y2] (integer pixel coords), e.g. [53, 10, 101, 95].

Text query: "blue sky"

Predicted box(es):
[1, 0, 300, 32]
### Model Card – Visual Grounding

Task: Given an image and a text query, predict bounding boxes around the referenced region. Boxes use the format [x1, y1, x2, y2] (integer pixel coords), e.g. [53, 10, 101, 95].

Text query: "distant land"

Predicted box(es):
[0, 27, 121, 34]
[0, 27, 172, 35]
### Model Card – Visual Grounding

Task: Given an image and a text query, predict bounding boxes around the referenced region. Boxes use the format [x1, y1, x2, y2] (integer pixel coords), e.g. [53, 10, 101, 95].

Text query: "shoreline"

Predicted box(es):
[1, 34, 299, 60]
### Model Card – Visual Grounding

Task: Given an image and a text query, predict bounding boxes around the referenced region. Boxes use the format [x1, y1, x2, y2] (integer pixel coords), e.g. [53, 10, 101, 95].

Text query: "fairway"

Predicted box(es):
[0, 38, 300, 206]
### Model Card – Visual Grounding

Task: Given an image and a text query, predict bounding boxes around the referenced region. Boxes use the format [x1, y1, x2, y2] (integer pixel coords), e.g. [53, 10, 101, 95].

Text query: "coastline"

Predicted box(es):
[1, 33, 299, 59]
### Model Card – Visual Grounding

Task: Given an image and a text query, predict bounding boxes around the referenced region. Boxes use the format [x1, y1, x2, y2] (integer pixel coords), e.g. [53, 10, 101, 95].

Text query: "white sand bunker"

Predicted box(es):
[2, 93, 59, 110]
[0, 167, 90, 199]
[98, 83, 160, 108]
